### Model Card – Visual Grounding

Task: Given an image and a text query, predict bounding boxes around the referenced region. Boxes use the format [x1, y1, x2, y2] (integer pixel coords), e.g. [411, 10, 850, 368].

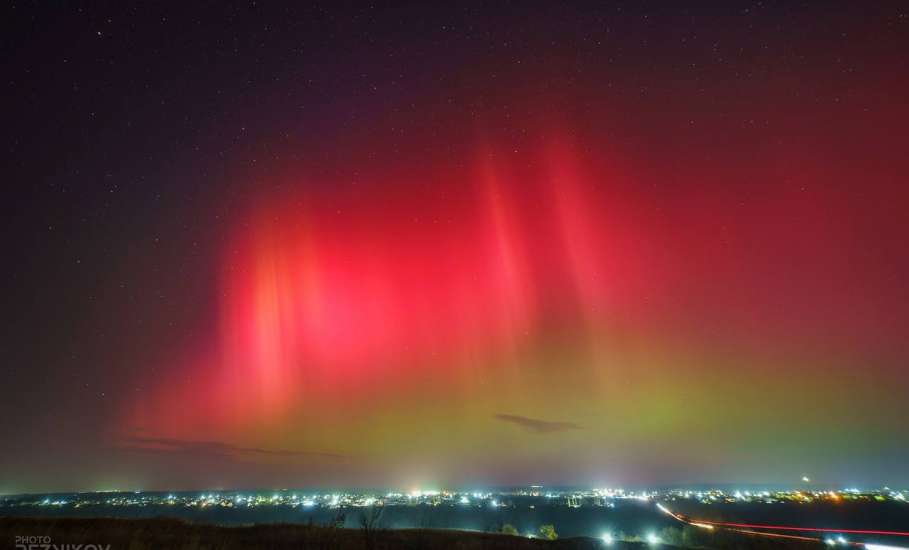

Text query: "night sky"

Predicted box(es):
[2, 2, 908, 494]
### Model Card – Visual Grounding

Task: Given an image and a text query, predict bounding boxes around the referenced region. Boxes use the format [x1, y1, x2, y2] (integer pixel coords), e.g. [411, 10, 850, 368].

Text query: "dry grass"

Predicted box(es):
[0, 517, 822, 550]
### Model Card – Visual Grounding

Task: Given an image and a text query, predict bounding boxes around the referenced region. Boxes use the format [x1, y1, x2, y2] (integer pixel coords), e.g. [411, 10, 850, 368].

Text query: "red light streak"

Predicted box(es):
[695, 521, 909, 538]
[658, 502, 909, 541]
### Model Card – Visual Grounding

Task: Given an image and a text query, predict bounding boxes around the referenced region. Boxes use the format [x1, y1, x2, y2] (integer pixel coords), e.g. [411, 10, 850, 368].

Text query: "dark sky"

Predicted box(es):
[2, 2, 908, 494]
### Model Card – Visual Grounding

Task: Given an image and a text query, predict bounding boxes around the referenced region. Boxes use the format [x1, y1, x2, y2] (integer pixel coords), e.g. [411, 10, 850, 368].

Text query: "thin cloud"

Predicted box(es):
[495, 414, 581, 433]
[115, 436, 346, 462]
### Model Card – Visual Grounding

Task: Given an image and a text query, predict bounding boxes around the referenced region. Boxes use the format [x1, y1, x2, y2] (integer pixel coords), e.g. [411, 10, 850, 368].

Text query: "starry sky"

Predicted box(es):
[2, 2, 908, 494]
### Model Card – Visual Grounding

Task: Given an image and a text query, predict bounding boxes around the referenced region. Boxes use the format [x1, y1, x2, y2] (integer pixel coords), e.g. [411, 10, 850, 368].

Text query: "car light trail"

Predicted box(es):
[656, 501, 909, 542]
[656, 502, 685, 522]
[691, 521, 909, 537]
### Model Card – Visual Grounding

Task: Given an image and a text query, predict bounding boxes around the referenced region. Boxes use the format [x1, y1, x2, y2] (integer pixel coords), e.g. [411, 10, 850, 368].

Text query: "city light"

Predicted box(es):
[7, 486, 909, 544]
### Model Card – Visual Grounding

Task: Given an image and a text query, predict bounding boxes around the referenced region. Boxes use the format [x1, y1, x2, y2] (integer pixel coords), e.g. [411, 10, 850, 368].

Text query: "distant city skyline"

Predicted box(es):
[4, 487, 908, 545]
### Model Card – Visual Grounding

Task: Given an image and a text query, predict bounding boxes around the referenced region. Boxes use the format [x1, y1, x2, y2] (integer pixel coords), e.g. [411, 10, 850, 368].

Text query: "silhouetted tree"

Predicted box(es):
[538, 524, 557, 540]
[319, 510, 347, 550]
[360, 506, 385, 550]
